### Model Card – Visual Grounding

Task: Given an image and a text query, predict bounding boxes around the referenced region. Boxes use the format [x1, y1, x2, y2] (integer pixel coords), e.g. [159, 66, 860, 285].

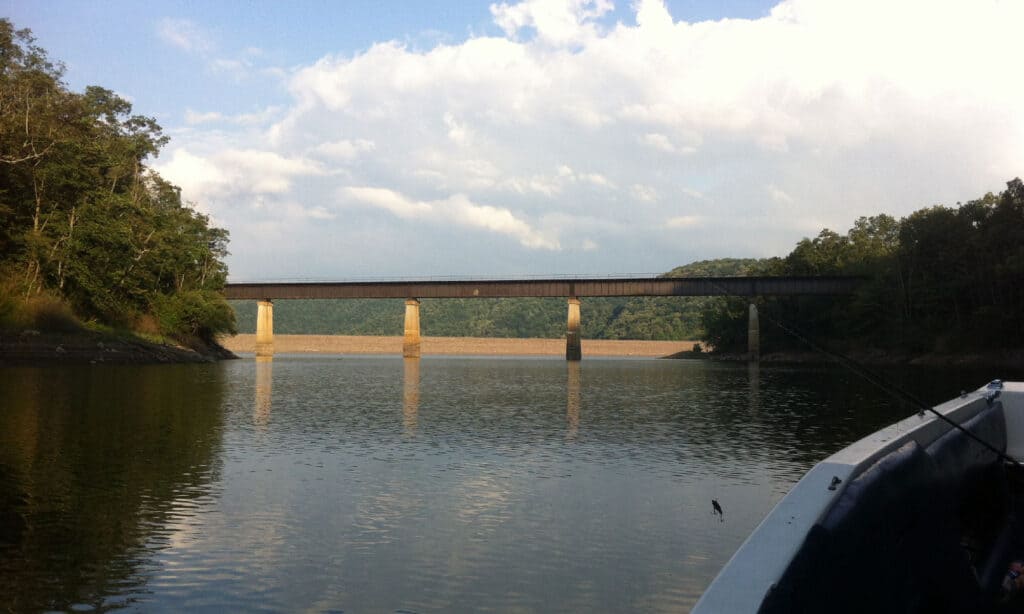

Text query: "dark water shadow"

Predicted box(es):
[0, 363, 227, 612]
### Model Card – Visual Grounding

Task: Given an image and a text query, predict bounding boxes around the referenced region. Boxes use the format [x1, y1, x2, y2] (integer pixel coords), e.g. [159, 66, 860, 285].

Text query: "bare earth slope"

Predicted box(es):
[222, 334, 695, 357]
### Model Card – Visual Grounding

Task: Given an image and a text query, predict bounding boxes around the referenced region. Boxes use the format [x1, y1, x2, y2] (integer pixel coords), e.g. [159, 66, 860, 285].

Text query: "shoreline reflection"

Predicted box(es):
[0, 364, 226, 611]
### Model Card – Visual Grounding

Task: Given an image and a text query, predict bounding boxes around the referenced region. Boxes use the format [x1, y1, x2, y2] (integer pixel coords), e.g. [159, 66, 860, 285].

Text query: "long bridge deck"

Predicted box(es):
[224, 276, 860, 300]
[225, 275, 861, 360]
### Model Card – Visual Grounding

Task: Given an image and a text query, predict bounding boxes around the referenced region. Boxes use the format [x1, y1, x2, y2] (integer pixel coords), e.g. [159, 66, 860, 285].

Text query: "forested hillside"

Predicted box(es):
[702, 179, 1024, 354]
[230, 258, 762, 340]
[0, 21, 235, 347]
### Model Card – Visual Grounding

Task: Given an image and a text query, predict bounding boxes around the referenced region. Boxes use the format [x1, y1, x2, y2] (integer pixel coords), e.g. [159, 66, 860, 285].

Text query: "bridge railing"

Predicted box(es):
[226, 272, 670, 284]
[223, 276, 864, 300]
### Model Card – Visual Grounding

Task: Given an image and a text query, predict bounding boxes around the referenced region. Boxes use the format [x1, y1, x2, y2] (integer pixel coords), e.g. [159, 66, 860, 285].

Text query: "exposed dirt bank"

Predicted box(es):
[0, 329, 236, 366]
[221, 334, 696, 358]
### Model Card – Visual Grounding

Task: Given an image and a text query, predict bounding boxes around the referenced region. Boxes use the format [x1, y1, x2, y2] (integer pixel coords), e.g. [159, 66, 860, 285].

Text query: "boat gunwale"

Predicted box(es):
[693, 381, 1022, 613]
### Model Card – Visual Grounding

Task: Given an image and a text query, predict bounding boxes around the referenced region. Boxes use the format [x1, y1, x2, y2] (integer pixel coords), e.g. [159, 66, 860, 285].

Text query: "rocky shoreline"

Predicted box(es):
[0, 329, 236, 366]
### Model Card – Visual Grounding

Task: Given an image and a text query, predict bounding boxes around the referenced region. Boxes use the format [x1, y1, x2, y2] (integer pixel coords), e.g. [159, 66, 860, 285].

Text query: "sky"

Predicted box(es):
[4, 0, 1023, 281]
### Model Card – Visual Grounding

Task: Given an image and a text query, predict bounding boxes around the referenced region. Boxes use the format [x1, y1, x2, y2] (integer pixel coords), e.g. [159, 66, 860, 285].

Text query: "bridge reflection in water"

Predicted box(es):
[254, 356, 273, 427]
[247, 352, 753, 451]
[226, 276, 860, 362]
[354, 357, 586, 439]
[250, 356, 423, 435]
[567, 361, 581, 440]
[403, 358, 419, 436]
[749, 361, 760, 415]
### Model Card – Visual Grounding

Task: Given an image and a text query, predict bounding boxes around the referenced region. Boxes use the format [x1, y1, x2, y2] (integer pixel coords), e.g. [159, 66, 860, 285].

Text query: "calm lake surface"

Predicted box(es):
[0, 356, 1014, 612]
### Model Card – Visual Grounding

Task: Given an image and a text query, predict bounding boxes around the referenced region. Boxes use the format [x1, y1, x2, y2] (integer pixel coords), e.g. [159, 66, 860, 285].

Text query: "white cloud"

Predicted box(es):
[157, 18, 211, 54]
[184, 110, 225, 125]
[218, 150, 324, 193]
[767, 184, 794, 204]
[161, 0, 1024, 279]
[282, 202, 335, 220]
[184, 108, 283, 126]
[579, 172, 613, 188]
[640, 133, 674, 153]
[639, 132, 699, 155]
[313, 139, 376, 161]
[447, 194, 559, 249]
[444, 113, 473, 145]
[666, 215, 703, 229]
[500, 174, 562, 196]
[343, 186, 432, 219]
[490, 0, 614, 45]
[156, 149, 226, 213]
[343, 187, 560, 249]
[632, 184, 658, 202]
[210, 57, 249, 75]
[156, 18, 283, 83]
[542, 165, 615, 191]
[157, 148, 324, 204]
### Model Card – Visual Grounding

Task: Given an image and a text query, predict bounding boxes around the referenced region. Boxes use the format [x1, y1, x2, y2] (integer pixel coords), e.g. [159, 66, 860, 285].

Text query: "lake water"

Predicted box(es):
[0, 356, 1012, 612]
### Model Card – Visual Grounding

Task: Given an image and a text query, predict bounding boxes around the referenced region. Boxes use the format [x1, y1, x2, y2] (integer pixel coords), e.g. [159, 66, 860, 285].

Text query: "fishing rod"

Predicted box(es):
[708, 280, 1021, 469]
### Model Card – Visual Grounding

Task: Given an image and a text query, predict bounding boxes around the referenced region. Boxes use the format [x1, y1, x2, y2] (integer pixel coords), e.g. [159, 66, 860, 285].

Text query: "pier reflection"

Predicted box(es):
[403, 358, 420, 436]
[567, 361, 580, 440]
[254, 356, 273, 426]
[748, 361, 760, 414]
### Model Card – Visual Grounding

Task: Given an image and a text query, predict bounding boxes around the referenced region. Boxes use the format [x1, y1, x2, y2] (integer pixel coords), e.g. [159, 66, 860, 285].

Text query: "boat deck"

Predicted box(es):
[695, 381, 1024, 614]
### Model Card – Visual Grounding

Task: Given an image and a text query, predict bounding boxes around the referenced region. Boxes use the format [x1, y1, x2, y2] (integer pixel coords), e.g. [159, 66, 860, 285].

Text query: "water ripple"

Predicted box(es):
[2, 358, 1012, 611]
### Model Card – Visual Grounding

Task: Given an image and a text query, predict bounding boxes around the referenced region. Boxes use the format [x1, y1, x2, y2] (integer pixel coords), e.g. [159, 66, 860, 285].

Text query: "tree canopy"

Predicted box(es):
[701, 179, 1024, 354]
[0, 20, 234, 345]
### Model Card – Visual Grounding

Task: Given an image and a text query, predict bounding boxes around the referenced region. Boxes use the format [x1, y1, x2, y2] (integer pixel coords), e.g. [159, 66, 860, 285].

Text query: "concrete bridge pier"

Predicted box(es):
[748, 303, 760, 362]
[256, 299, 274, 357]
[403, 299, 421, 358]
[566, 297, 582, 361]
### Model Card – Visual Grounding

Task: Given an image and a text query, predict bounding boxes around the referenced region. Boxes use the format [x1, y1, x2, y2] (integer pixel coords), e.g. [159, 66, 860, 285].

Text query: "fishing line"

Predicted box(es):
[707, 280, 1021, 469]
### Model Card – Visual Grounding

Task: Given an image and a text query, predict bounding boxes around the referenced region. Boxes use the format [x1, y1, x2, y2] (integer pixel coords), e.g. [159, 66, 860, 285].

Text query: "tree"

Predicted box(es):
[697, 179, 1024, 355]
[0, 19, 234, 345]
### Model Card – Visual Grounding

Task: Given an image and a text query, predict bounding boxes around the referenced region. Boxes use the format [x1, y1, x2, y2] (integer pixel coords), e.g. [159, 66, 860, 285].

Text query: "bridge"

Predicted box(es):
[224, 276, 861, 360]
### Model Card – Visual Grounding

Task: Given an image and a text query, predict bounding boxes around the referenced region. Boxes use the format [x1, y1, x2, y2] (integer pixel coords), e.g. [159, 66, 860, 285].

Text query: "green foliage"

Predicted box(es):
[699, 180, 1024, 354]
[153, 290, 237, 345]
[231, 298, 568, 337]
[0, 19, 232, 345]
[699, 297, 751, 351]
